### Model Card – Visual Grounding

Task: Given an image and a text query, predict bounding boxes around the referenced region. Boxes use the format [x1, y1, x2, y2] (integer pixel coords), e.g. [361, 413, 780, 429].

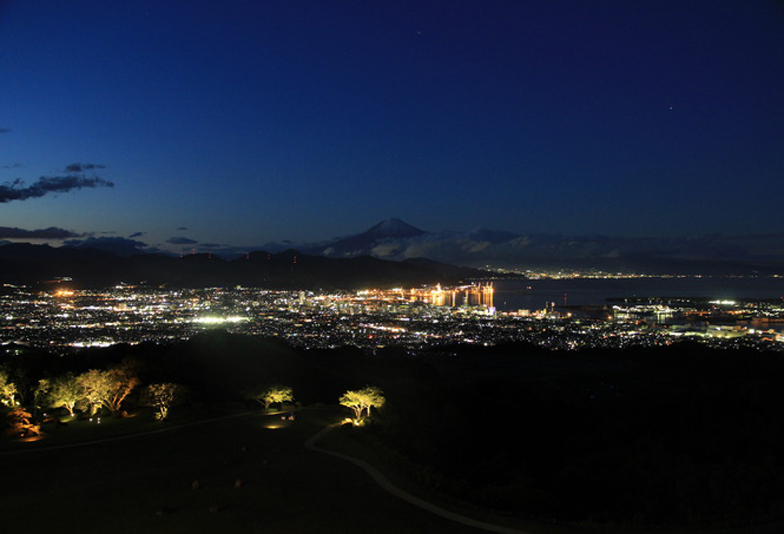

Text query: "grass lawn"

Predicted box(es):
[0, 407, 486, 533]
[318, 421, 581, 534]
[315, 421, 784, 534]
[4, 406, 780, 534]
[0, 404, 255, 453]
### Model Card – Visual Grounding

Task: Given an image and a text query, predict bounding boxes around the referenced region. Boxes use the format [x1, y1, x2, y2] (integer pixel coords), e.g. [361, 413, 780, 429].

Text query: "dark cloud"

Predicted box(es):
[167, 236, 198, 245]
[0, 226, 82, 239]
[129, 231, 146, 238]
[64, 162, 106, 173]
[0, 128, 10, 133]
[0, 175, 114, 203]
[176, 226, 188, 231]
[1, 163, 23, 169]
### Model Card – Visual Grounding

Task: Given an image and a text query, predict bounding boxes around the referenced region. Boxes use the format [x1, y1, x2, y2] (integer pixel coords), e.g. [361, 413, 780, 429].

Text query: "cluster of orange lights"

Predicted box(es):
[410, 283, 494, 309]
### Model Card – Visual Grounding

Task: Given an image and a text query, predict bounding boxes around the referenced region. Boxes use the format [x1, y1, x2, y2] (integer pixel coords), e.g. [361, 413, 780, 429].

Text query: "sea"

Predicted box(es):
[491, 277, 784, 312]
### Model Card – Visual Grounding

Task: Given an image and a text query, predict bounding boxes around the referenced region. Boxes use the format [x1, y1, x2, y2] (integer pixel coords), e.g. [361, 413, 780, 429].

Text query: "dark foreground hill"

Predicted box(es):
[0, 243, 491, 289]
[4, 334, 784, 529]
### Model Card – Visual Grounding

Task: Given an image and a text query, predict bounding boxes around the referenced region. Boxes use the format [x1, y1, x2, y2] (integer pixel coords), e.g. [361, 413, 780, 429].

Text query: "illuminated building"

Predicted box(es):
[407, 283, 493, 309]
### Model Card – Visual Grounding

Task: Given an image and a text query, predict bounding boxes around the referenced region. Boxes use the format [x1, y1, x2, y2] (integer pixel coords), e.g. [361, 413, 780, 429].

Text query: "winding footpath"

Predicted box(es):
[305, 423, 530, 534]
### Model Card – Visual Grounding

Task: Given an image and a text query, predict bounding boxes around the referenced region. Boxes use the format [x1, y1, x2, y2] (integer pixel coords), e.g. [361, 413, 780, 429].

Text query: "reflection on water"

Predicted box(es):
[492, 277, 784, 311]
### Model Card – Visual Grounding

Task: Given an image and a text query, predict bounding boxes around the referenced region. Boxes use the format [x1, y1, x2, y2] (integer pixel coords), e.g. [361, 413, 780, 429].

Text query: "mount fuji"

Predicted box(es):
[300, 219, 784, 275]
[310, 218, 425, 258]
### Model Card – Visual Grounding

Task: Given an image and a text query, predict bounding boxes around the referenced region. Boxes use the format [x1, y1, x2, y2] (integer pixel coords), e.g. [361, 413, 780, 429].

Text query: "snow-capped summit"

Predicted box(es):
[363, 218, 425, 239]
[311, 218, 425, 258]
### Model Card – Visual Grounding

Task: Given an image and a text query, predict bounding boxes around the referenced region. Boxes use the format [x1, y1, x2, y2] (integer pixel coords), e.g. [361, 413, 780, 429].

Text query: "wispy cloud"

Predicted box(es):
[0, 128, 10, 133]
[129, 231, 146, 238]
[64, 162, 106, 173]
[0, 175, 114, 203]
[0, 161, 113, 203]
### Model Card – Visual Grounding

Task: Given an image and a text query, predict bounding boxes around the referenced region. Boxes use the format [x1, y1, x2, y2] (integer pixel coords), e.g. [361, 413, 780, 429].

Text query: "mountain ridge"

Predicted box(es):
[0, 242, 491, 289]
[293, 219, 784, 274]
[5, 218, 784, 277]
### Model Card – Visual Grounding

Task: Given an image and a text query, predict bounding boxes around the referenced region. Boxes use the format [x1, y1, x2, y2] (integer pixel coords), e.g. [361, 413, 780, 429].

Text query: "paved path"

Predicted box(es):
[305, 423, 531, 534]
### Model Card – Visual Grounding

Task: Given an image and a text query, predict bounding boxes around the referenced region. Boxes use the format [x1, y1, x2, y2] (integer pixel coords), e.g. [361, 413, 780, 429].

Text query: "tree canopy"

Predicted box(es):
[7, 406, 41, 436]
[77, 361, 139, 415]
[141, 383, 185, 420]
[0, 368, 18, 407]
[44, 374, 81, 417]
[339, 386, 385, 422]
[257, 385, 294, 410]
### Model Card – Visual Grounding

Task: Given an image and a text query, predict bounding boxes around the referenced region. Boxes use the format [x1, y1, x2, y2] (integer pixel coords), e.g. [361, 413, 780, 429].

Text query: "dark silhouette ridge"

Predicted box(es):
[0, 243, 491, 289]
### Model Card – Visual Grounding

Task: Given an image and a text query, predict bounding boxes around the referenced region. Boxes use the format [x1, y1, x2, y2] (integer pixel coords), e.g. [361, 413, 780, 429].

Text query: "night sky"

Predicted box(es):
[1, 1, 783, 254]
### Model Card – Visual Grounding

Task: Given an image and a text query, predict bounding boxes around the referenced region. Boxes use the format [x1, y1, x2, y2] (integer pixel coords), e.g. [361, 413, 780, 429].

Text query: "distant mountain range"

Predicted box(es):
[0, 243, 489, 289]
[2, 219, 783, 286]
[257, 218, 784, 275]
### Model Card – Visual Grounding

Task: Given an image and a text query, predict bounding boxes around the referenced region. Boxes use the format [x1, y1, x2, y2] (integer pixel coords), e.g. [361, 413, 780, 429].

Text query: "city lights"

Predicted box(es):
[0, 283, 781, 351]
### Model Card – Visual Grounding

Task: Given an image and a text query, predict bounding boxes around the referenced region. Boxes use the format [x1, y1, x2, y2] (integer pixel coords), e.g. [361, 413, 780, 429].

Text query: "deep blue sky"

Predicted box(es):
[1, 1, 783, 253]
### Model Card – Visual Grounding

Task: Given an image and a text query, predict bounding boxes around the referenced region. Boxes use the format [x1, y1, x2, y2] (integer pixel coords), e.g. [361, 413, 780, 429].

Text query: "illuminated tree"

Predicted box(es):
[34, 378, 51, 415]
[7, 406, 41, 436]
[257, 385, 294, 410]
[339, 386, 385, 422]
[77, 370, 112, 415]
[361, 386, 385, 418]
[77, 363, 139, 415]
[141, 383, 184, 420]
[0, 369, 18, 407]
[46, 374, 82, 417]
[339, 390, 365, 420]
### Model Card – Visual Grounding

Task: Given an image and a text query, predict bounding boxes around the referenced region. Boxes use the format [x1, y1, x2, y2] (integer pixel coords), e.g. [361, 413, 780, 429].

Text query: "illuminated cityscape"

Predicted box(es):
[2, 282, 782, 351]
[2, 2, 783, 531]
